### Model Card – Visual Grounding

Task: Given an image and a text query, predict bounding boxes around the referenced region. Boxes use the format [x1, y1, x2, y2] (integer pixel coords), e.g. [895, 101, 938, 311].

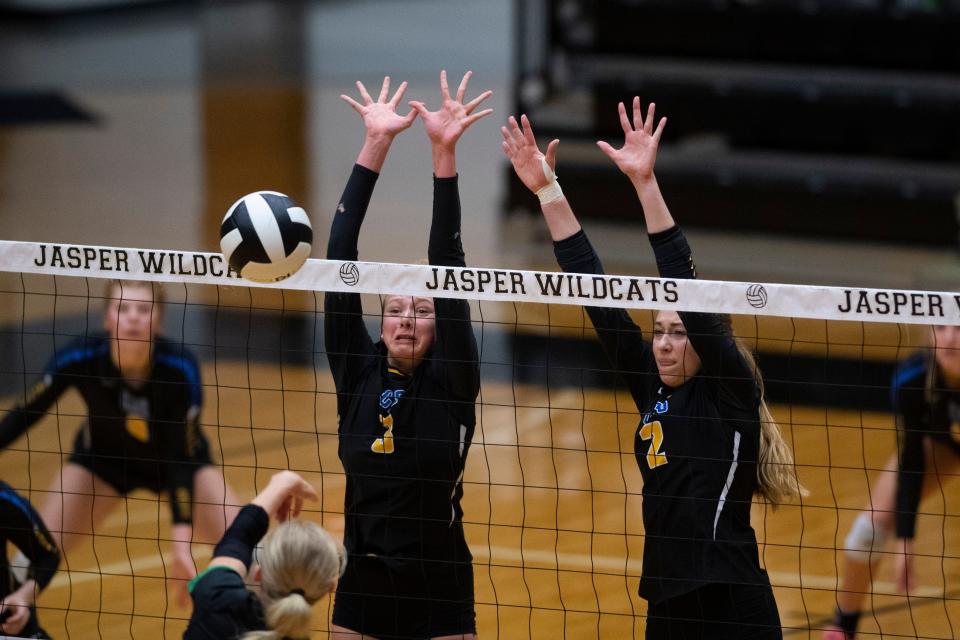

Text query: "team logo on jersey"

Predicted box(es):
[379, 389, 405, 410]
[654, 399, 669, 414]
[373, 389, 404, 454]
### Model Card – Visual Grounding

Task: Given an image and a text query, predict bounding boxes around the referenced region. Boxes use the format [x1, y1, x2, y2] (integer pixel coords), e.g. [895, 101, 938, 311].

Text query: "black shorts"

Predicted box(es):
[332, 553, 476, 639]
[68, 429, 214, 496]
[646, 582, 782, 640]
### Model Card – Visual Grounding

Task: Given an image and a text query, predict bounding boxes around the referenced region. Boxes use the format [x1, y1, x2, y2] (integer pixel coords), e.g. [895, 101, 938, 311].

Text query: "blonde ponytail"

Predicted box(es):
[731, 332, 808, 506]
[241, 520, 347, 640]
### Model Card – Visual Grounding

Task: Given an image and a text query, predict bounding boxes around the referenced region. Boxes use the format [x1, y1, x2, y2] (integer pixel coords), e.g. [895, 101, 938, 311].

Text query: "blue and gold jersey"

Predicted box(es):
[0, 335, 209, 524]
[325, 165, 480, 565]
[555, 225, 770, 606]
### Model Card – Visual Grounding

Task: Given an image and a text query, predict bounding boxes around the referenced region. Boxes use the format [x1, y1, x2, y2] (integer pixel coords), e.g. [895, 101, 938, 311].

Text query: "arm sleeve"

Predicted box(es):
[649, 225, 757, 407]
[0, 483, 61, 591]
[0, 360, 70, 450]
[553, 229, 654, 409]
[894, 386, 925, 539]
[429, 174, 480, 404]
[211, 504, 270, 570]
[324, 164, 380, 397]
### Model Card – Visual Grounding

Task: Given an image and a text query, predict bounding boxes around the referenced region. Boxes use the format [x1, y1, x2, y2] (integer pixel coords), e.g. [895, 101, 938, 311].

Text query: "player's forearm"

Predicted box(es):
[355, 133, 394, 173]
[631, 175, 674, 234]
[540, 197, 582, 242]
[429, 175, 464, 267]
[327, 165, 379, 261]
[432, 144, 457, 179]
[10, 580, 37, 606]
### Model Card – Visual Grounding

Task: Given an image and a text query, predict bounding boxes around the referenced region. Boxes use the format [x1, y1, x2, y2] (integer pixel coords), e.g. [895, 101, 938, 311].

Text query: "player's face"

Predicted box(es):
[933, 324, 960, 384]
[382, 295, 436, 372]
[652, 311, 702, 387]
[103, 283, 161, 344]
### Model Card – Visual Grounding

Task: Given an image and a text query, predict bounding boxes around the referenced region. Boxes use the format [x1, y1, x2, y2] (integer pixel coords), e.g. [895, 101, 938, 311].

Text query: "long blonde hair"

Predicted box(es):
[241, 520, 347, 640]
[723, 317, 807, 506]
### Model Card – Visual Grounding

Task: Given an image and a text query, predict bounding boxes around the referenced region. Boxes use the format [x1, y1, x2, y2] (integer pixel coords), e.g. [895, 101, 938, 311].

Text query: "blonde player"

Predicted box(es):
[0, 280, 239, 604]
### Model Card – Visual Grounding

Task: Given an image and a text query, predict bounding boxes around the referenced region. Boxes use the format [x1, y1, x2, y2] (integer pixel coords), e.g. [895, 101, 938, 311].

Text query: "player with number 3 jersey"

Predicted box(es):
[324, 71, 488, 639]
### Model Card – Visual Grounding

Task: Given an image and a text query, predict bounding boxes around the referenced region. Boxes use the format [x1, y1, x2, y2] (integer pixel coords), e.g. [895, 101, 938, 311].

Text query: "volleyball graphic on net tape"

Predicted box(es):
[219, 191, 313, 283]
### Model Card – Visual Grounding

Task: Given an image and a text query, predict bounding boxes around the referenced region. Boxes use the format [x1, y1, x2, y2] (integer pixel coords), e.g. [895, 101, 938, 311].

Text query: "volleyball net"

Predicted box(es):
[1, 239, 958, 639]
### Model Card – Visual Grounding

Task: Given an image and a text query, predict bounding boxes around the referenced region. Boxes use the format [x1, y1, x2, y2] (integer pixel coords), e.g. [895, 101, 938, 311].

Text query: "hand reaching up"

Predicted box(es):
[252, 470, 319, 522]
[409, 70, 493, 151]
[341, 76, 417, 141]
[500, 114, 559, 194]
[597, 97, 666, 184]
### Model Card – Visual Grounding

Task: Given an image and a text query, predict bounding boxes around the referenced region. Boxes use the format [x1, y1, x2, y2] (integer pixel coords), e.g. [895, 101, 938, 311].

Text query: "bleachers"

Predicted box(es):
[508, 0, 960, 246]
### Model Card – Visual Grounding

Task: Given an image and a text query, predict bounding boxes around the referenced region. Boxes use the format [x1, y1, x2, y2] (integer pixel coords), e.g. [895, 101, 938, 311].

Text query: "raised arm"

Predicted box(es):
[203, 471, 319, 579]
[409, 70, 491, 402]
[600, 98, 754, 404]
[325, 77, 417, 394]
[502, 113, 654, 407]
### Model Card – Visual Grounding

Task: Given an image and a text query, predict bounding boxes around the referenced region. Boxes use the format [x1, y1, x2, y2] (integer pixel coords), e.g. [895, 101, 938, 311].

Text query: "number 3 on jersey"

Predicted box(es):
[639, 421, 668, 469]
[372, 414, 395, 454]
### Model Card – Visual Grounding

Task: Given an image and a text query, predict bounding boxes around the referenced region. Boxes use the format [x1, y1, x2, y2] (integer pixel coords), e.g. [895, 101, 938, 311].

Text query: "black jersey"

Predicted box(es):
[892, 353, 960, 539]
[1, 480, 60, 600]
[1, 480, 59, 638]
[185, 504, 270, 639]
[184, 567, 267, 639]
[0, 335, 209, 524]
[324, 164, 480, 564]
[554, 226, 769, 605]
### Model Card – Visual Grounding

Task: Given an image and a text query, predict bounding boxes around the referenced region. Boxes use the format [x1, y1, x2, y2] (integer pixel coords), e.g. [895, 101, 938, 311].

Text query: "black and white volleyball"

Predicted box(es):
[220, 191, 313, 283]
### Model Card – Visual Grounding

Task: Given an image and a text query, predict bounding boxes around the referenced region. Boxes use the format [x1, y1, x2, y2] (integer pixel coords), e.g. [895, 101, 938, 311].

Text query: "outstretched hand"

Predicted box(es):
[341, 76, 417, 140]
[409, 70, 493, 150]
[500, 114, 559, 194]
[597, 97, 666, 183]
[252, 470, 319, 522]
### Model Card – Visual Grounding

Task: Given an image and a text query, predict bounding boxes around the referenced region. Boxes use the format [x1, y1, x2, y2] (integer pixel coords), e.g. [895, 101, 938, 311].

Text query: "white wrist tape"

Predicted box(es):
[535, 157, 563, 205]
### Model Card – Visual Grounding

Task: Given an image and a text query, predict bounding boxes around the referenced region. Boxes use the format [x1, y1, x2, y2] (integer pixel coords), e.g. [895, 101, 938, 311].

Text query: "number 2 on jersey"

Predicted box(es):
[639, 420, 668, 468]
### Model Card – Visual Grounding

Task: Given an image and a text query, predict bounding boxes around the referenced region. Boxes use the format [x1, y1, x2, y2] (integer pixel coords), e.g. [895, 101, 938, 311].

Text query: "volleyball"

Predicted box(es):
[219, 191, 313, 283]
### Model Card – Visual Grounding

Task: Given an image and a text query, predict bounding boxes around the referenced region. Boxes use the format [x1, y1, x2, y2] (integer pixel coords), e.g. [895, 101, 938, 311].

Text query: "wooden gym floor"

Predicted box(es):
[4, 348, 959, 639]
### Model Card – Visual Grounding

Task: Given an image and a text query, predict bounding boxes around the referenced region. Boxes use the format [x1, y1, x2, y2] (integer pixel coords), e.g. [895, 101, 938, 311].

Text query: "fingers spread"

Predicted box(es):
[378, 76, 391, 103]
[389, 80, 408, 107]
[464, 89, 493, 114]
[464, 108, 494, 127]
[408, 100, 428, 116]
[340, 94, 363, 113]
[356, 80, 373, 105]
[645, 102, 656, 134]
[545, 139, 560, 170]
[508, 116, 524, 143]
[520, 114, 537, 145]
[632, 96, 642, 131]
[618, 101, 632, 135]
[596, 140, 618, 160]
[440, 69, 450, 101]
[456, 70, 472, 103]
[652, 116, 667, 143]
